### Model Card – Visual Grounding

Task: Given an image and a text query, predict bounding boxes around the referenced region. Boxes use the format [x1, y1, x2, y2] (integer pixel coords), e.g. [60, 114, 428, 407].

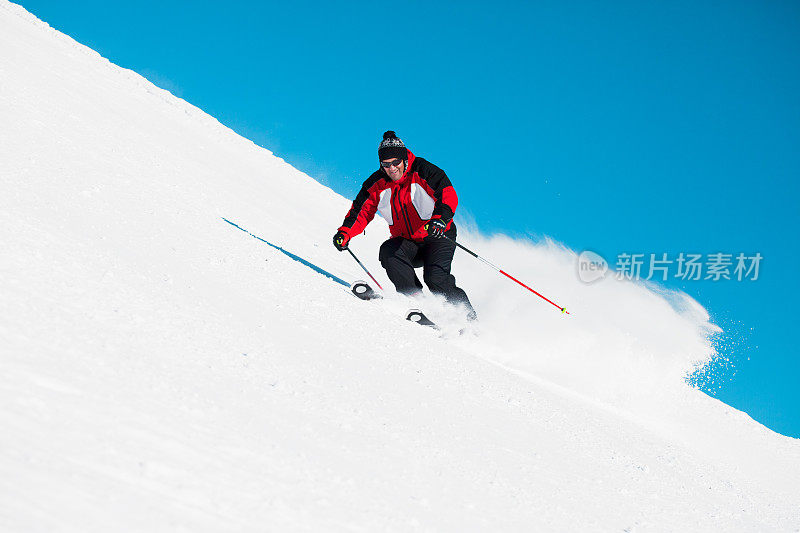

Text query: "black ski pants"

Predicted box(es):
[378, 227, 475, 317]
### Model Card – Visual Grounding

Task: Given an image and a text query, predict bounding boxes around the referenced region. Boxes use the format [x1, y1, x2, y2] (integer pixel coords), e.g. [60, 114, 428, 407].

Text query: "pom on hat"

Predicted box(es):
[378, 130, 408, 161]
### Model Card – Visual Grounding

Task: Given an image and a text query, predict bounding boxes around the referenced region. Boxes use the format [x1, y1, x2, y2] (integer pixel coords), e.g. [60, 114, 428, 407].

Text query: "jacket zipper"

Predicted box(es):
[401, 182, 414, 237]
[392, 181, 414, 237]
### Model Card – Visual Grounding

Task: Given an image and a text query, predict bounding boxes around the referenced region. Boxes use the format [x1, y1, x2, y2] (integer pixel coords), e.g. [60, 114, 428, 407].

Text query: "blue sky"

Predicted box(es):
[20, 0, 799, 437]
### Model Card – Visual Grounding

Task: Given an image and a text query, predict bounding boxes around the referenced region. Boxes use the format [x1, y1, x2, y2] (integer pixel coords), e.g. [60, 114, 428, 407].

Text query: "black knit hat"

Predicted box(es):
[378, 130, 408, 161]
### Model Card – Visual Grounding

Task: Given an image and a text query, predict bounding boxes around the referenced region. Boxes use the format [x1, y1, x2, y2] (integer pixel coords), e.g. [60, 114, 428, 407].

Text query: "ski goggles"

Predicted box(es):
[380, 159, 404, 168]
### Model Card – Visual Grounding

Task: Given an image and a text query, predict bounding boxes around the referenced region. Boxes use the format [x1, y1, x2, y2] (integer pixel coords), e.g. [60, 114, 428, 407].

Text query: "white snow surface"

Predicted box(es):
[1, 2, 798, 531]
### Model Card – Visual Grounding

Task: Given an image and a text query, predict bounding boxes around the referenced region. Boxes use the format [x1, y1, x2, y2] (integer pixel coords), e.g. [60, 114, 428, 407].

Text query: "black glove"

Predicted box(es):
[426, 218, 448, 239]
[333, 231, 350, 251]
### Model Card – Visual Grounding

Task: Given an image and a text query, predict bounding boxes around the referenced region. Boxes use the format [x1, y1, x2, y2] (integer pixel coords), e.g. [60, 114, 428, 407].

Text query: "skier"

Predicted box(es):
[333, 131, 476, 321]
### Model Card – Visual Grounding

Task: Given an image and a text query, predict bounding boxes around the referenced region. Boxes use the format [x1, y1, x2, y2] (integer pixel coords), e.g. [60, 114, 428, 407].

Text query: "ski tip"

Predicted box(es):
[407, 309, 423, 322]
[406, 309, 439, 329]
[351, 280, 382, 300]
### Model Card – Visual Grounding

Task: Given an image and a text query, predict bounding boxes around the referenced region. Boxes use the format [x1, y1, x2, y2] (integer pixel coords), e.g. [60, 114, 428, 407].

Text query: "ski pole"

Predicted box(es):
[446, 236, 569, 314]
[346, 247, 383, 291]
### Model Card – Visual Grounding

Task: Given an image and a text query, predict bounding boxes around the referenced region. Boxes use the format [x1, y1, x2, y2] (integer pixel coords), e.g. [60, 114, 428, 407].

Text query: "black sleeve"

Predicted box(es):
[340, 171, 383, 232]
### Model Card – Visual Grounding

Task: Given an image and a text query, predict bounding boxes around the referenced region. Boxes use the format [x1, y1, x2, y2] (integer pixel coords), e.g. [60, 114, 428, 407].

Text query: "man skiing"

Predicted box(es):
[333, 131, 476, 320]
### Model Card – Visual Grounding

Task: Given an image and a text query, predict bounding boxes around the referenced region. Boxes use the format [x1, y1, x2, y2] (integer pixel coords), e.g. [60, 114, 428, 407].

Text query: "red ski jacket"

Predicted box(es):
[338, 151, 458, 242]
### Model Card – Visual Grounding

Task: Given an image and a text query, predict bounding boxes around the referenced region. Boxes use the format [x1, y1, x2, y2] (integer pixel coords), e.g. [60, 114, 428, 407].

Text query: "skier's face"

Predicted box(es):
[381, 158, 405, 181]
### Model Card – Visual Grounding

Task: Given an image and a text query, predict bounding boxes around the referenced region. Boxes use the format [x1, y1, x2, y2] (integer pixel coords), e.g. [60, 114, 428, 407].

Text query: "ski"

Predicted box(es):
[350, 283, 438, 331]
[406, 309, 439, 329]
[350, 280, 382, 301]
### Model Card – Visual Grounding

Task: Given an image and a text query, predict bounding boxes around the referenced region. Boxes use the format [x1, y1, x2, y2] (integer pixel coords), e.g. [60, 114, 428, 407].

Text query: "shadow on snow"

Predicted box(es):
[222, 217, 349, 287]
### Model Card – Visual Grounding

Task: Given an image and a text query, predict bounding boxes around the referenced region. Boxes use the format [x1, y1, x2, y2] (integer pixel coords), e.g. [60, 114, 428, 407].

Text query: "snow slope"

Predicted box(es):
[1, 1, 798, 530]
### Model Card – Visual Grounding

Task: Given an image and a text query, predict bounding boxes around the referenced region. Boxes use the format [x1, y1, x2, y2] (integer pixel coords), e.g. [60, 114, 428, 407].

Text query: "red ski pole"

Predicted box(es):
[347, 247, 383, 291]
[447, 236, 569, 314]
